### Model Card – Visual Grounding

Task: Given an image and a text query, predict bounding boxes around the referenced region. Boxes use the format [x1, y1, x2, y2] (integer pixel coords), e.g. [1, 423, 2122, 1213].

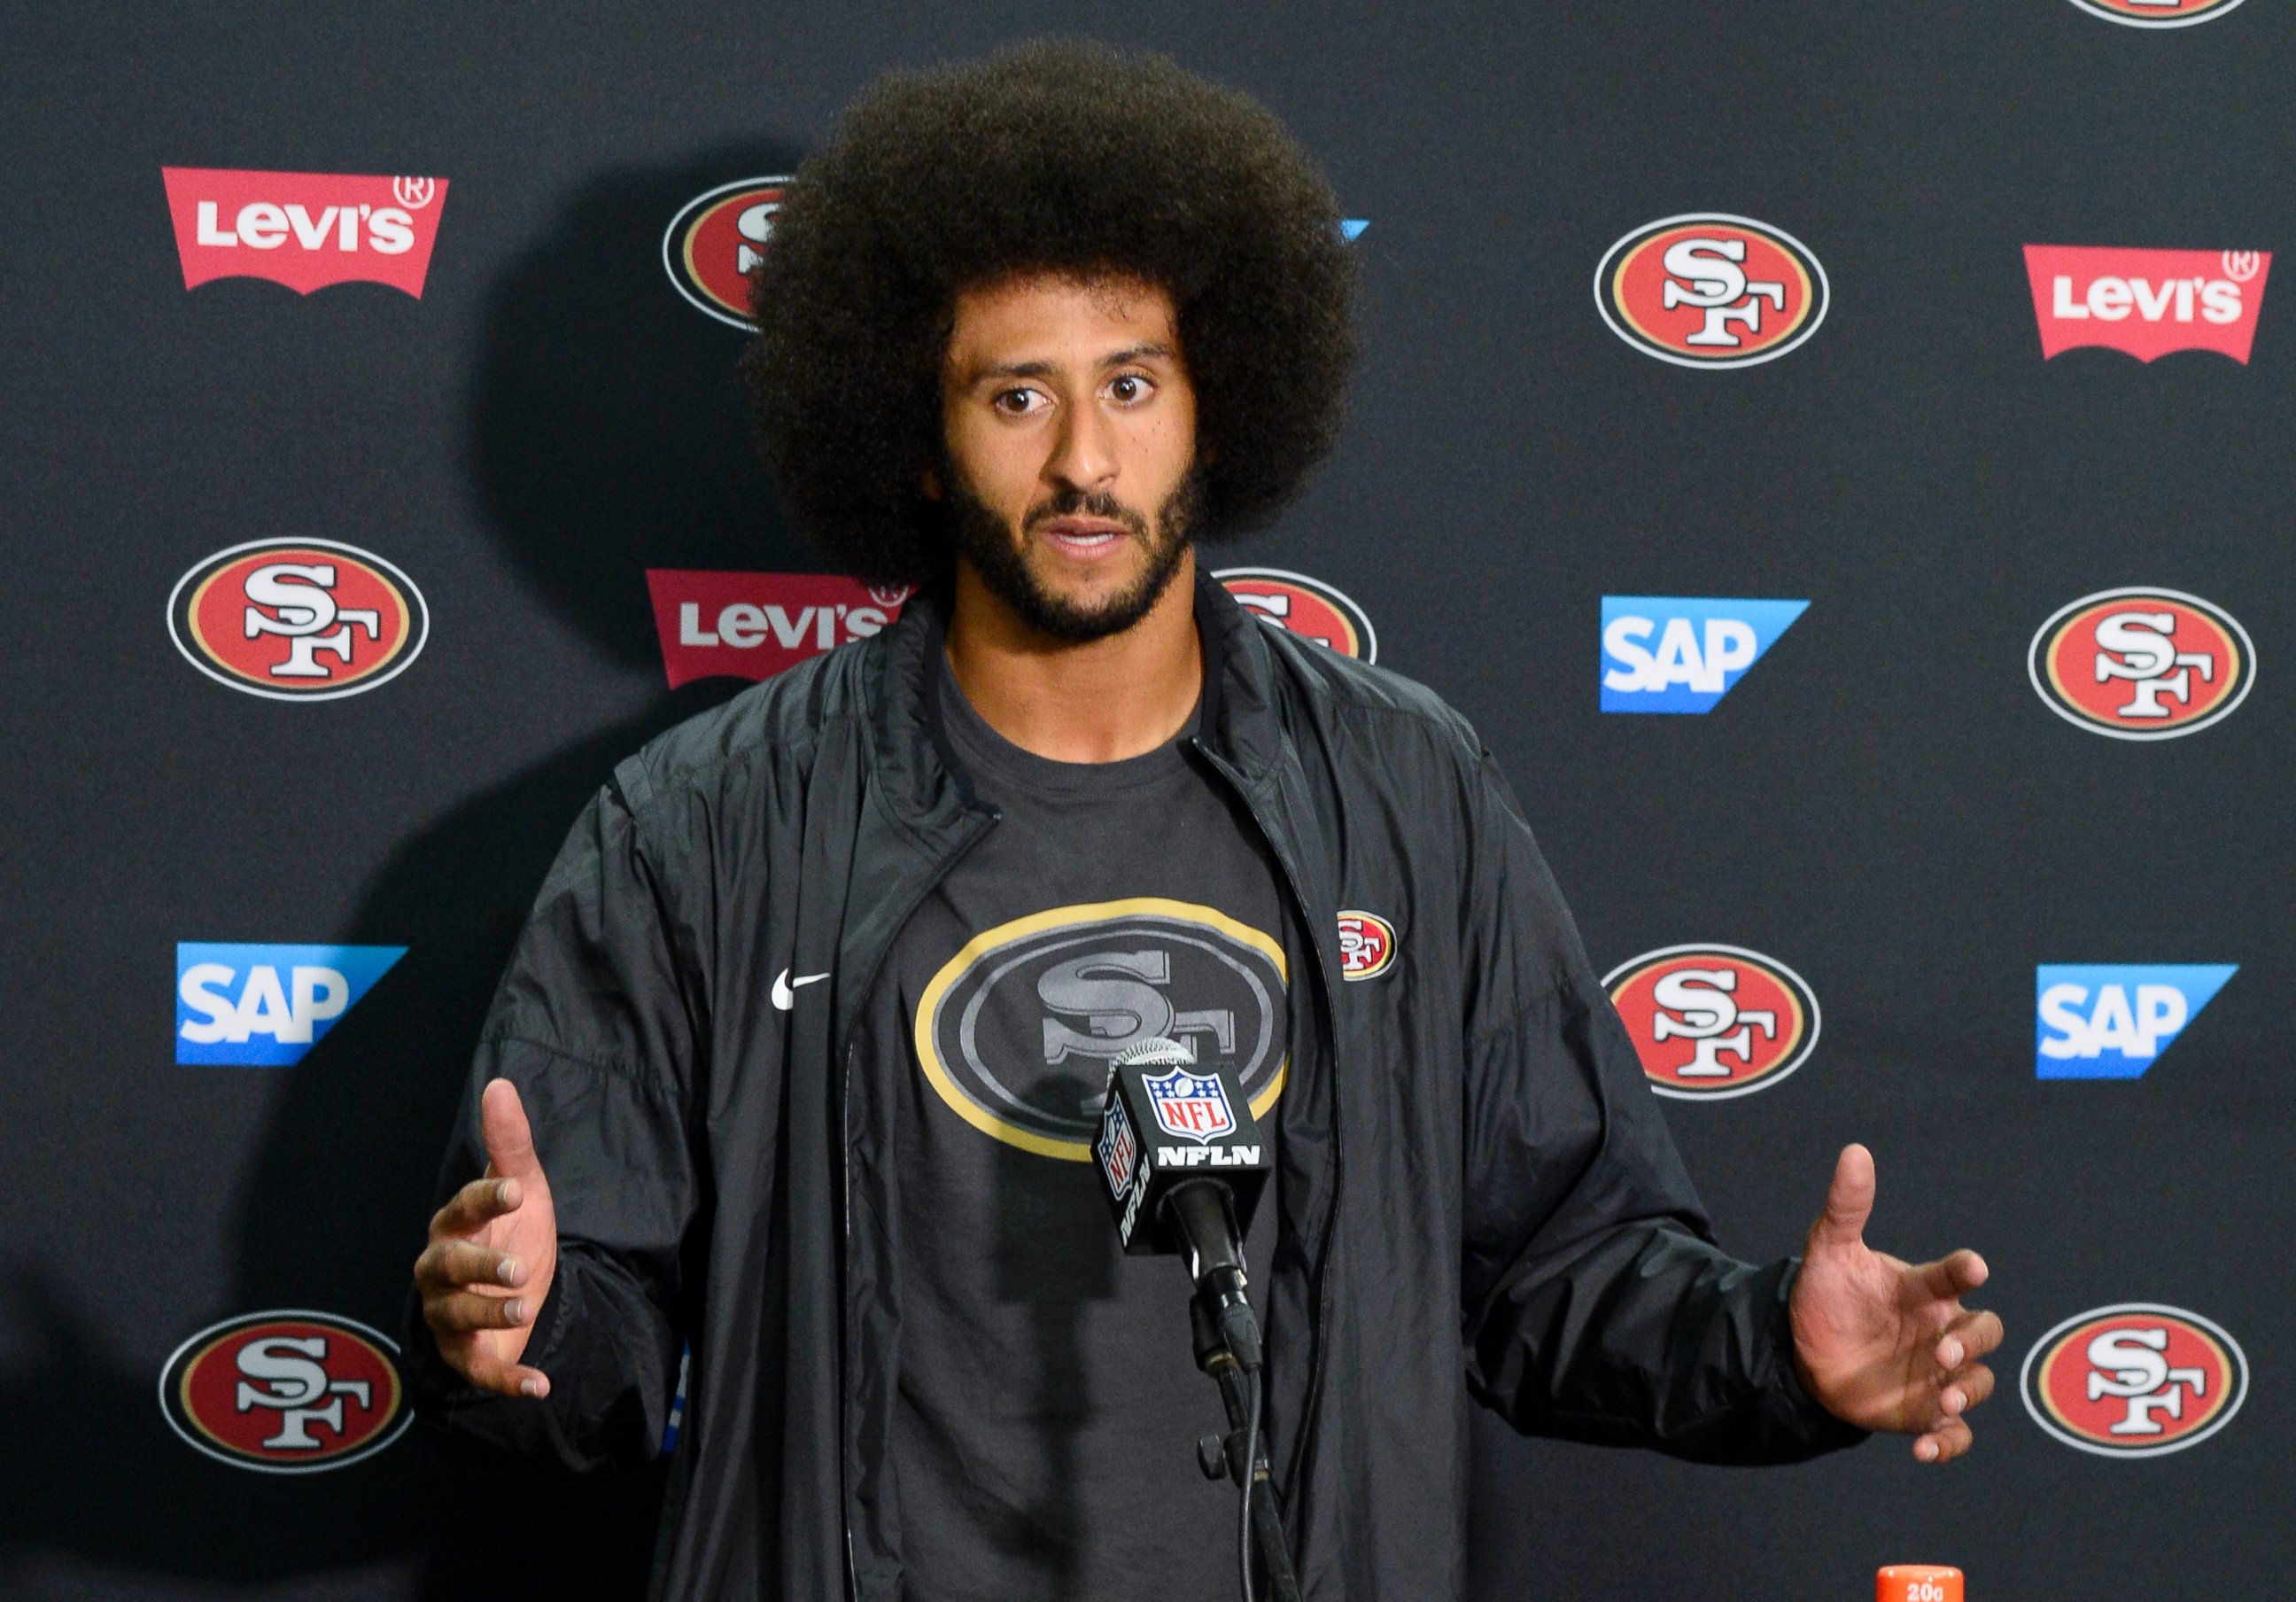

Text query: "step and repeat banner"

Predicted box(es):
[3, 3, 2289, 1598]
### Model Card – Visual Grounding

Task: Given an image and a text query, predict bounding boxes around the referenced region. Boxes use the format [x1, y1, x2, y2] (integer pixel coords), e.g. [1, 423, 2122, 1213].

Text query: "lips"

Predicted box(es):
[1036, 517, 1132, 559]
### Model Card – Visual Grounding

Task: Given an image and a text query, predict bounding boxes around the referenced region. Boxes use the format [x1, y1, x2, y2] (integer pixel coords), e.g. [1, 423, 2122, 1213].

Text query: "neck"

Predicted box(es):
[943, 548, 1203, 763]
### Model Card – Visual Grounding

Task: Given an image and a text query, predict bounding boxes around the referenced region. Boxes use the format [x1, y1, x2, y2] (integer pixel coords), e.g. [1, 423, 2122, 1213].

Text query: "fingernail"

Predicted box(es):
[499, 1257, 522, 1285]
[520, 1376, 544, 1398]
[505, 1299, 525, 1322]
[1918, 1439, 1937, 1461]
[1944, 1388, 1963, 1414]
[1942, 1341, 1962, 1366]
[499, 1180, 519, 1207]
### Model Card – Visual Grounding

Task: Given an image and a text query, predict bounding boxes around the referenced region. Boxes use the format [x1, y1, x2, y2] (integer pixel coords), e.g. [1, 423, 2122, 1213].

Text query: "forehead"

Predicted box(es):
[945, 270, 1178, 367]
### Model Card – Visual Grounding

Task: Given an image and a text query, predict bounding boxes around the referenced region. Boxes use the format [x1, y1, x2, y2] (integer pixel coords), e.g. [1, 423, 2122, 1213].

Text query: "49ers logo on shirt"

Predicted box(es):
[2024, 246, 2270, 363]
[2028, 588, 2253, 740]
[2021, 1304, 2247, 1458]
[1595, 214, 1828, 369]
[1216, 568, 1377, 662]
[1337, 911, 1397, 981]
[161, 169, 447, 297]
[159, 1310, 408, 1472]
[663, 176, 790, 329]
[168, 540, 427, 700]
[2064, 0, 2246, 27]
[1603, 945, 1819, 1099]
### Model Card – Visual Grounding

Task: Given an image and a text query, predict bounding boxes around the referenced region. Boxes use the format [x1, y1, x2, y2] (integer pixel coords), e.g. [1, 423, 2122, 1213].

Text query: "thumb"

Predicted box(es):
[480, 1077, 542, 1181]
[1810, 1142, 1875, 1252]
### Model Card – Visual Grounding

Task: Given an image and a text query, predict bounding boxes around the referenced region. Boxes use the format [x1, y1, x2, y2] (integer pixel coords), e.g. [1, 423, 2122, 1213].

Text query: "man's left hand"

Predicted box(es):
[1788, 1142, 2003, 1463]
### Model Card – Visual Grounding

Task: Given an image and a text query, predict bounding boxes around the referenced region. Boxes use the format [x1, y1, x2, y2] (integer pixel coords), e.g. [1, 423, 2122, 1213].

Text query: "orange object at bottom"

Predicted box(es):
[1877, 1567, 1963, 1602]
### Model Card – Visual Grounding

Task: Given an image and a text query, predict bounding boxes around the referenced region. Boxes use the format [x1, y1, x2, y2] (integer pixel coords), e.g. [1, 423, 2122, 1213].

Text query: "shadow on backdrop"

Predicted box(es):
[0, 142, 811, 1598]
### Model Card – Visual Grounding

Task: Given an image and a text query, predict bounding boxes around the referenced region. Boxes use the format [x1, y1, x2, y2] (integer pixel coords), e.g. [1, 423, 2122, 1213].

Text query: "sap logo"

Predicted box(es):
[2035, 964, 2236, 1077]
[161, 169, 448, 297]
[176, 944, 407, 1065]
[2024, 246, 2269, 363]
[1153, 1145, 1264, 1169]
[1601, 597, 1807, 712]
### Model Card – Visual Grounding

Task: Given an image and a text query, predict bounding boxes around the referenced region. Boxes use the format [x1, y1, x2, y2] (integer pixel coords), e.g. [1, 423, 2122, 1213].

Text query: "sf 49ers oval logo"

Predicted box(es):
[159, 1310, 409, 1472]
[2065, 0, 2246, 27]
[1596, 214, 1828, 369]
[168, 539, 427, 700]
[664, 175, 790, 329]
[1215, 568, 1377, 662]
[1603, 944, 1819, 1098]
[2021, 1303, 2247, 1458]
[2028, 587, 2253, 740]
[1337, 911, 1397, 980]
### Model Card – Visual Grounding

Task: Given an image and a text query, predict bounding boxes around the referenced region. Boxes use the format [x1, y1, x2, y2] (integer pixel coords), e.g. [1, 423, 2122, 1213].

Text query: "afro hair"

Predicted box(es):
[742, 40, 1360, 587]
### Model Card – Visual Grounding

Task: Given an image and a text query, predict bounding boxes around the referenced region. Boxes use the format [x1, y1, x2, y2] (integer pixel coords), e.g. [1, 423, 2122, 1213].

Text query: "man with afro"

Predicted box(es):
[410, 41, 2003, 1601]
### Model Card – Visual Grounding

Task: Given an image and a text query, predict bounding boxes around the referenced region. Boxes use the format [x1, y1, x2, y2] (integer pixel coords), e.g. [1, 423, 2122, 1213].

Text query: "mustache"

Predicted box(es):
[1021, 489, 1152, 541]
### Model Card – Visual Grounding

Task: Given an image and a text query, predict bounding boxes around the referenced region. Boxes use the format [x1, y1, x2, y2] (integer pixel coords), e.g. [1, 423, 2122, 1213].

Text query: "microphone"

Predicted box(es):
[1095, 1037, 1272, 1369]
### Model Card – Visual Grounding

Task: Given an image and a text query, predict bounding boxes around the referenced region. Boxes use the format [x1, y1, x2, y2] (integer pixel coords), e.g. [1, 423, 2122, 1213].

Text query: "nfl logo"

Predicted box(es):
[1144, 1066, 1236, 1144]
[1098, 1100, 1138, 1199]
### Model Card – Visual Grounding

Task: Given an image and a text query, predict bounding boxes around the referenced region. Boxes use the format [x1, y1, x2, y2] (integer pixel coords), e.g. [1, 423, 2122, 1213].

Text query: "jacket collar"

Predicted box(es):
[863, 564, 1287, 827]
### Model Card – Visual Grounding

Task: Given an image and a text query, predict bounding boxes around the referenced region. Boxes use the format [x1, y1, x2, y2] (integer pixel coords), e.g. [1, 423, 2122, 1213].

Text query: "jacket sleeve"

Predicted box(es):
[402, 767, 704, 1473]
[1454, 749, 1865, 1464]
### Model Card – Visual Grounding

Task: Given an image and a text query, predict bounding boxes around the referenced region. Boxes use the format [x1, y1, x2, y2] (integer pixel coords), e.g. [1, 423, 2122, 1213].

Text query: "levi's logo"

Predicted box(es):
[161, 168, 448, 297]
[2024, 246, 2270, 363]
[646, 571, 913, 688]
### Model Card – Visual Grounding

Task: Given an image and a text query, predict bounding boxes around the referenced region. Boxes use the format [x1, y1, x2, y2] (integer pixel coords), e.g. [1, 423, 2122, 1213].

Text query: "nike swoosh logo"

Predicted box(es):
[771, 968, 830, 1011]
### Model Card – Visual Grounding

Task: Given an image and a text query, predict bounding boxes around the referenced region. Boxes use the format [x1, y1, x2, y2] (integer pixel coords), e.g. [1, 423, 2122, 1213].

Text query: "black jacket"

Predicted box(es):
[406, 572, 1862, 1599]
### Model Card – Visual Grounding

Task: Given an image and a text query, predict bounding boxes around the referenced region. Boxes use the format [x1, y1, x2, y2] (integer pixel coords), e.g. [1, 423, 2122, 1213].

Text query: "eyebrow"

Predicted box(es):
[966, 342, 1177, 383]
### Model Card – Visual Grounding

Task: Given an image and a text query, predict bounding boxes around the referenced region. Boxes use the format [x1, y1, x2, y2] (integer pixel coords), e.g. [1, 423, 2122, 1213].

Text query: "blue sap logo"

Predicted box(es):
[176, 943, 407, 1066]
[2036, 964, 2238, 1079]
[1600, 597, 1808, 713]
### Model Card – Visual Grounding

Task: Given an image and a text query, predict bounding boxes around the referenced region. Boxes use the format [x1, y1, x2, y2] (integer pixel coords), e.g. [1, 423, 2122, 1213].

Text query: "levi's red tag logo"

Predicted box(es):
[2024, 246, 2269, 363]
[647, 571, 914, 688]
[162, 168, 449, 297]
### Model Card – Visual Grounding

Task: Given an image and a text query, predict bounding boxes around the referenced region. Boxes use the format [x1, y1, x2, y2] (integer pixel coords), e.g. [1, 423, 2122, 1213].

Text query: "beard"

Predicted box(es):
[944, 467, 1202, 644]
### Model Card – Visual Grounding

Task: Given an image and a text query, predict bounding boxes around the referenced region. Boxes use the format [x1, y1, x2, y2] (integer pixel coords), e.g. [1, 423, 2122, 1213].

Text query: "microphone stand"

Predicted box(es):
[1190, 1287, 1301, 1602]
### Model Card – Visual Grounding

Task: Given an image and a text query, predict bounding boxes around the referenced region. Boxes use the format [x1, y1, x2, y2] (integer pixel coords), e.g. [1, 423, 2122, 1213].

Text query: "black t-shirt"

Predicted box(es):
[867, 659, 1292, 1601]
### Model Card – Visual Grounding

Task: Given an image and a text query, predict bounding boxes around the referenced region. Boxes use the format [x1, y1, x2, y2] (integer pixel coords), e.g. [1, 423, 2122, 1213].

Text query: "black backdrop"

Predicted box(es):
[4, 3, 2289, 1597]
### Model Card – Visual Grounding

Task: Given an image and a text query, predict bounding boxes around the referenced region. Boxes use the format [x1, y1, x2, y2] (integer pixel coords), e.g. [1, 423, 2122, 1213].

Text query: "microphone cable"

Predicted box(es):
[1238, 1366, 1260, 1602]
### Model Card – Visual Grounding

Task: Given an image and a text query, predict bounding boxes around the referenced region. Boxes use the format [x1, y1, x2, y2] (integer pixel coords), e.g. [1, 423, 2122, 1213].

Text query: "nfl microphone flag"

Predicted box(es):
[1097, 1052, 1272, 1256]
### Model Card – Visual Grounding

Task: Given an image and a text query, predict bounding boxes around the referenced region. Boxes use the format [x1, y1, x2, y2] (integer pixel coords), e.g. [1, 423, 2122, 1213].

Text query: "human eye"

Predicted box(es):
[991, 386, 1049, 417]
[1106, 372, 1155, 405]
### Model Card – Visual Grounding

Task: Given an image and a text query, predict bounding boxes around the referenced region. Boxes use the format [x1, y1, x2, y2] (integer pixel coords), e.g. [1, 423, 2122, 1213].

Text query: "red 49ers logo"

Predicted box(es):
[2065, 0, 2246, 27]
[168, 540, 427, 700]
[2028, 588, 2253, 740]
[159, 1310, 408, 1472]
[1338, 911, 1396, 981]
[2021, 1304, 2247, 1457]
[1595, 214, 1828, 369]
[1603, 944, 1819, 1099]
[1216, 569, 1377, 663]
[664, 176, 791, 329]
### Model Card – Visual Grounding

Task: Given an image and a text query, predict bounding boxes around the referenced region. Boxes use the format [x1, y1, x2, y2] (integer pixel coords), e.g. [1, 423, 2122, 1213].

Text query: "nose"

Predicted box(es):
[1044, 395, 1118, 494]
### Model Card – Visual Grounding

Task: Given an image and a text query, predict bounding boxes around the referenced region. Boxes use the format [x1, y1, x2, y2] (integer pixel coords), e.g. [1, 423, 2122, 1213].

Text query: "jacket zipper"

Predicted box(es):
[1190, 736, 1344, 1532]
[835, 807, 1000, 1600]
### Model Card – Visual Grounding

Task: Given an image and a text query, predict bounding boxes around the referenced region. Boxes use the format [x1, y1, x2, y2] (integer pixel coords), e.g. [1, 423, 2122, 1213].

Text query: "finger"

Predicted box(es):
[459, 1348, 554, 1401]
[424, 1289, 534, 1334]
[1916, 1248, 1989, 1303]
[430, 1174, 523, 1237]
[415, 1239, 527, 1293]
[481, 1077, 542, 1182]
[1938, 1363, 1997, 1418]
[1935, 1307, 2005, 1370]
[1810, 1143, 1875, 1250]
[1913, 1417, 1974, 1464]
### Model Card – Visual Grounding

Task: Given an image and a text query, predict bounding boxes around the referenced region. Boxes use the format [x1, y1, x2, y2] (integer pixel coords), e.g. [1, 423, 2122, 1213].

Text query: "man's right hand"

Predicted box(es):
[414, 1077, 559, 1399]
